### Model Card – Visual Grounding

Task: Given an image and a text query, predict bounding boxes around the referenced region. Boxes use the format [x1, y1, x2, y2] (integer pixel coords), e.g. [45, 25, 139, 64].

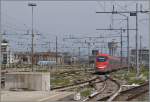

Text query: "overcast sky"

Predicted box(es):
[1, 1, 149, 56]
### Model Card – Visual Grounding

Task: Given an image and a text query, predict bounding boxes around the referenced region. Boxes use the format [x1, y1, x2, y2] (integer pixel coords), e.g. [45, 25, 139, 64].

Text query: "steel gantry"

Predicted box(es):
[96, 3, 149, 76]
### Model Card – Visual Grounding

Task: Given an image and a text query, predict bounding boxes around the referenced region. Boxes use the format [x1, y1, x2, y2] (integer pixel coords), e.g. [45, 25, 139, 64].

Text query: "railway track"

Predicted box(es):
[51, 76, 99, 91]
[82, 79, 107, 101]
[112, 82, 149, 101]
[99, 82, 149, 101]
[57, 68, 94, 74]
[83, 76, 121, 101]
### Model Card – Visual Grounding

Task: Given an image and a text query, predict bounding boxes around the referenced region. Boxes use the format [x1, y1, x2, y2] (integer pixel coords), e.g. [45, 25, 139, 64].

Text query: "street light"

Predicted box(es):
[28, 3, 36, 72]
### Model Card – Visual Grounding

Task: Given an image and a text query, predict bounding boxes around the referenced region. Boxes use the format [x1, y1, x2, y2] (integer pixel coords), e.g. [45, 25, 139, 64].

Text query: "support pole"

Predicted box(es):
[148, 0, 150, 100]
[0, 0, 1, 101]
[56, 36, 58, 65]
[135, 3, 139, 77]
[139, 35, 142, 64]
[28, 3, 36, 72]
[78, 47, 80, 64]
[127, 17, 130, 73]
[120, 28, 123, 66]
[88, 42, 90, 66]
[31, 6, 34, 71]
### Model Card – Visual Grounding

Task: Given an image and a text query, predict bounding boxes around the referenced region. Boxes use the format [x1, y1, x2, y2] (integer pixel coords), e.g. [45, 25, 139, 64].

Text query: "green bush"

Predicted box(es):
[80, 89, 92, 97]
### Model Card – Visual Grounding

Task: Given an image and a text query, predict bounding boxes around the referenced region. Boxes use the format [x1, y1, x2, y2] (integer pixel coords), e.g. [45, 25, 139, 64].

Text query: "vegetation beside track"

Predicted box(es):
[111, 67, 149, 85]
[80, 87, 93, 97]
[51, 69, 93, 88]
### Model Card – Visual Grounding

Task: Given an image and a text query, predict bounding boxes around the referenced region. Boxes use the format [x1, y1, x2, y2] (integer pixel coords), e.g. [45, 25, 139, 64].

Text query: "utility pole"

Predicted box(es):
[78, 47, 80, 64]
[56, 36, 58, 64]
[135, 3, 139, 77]
[120, 28, 123, 66]
[127, 17, 130, 73]
[100, 42, 103, 54]
[140, 35, 142, 51]
[87, 42, 90, 66]
[9, 48, 11, 68]
[139, 35, 142, 65]
[148, 0, 150, 100]
[0, 0, 1, 79]
[102, 38, 105, 54]
[149, 1, 150, 99]
[28, 3, 36, 72]
[47, 41, 51, 68]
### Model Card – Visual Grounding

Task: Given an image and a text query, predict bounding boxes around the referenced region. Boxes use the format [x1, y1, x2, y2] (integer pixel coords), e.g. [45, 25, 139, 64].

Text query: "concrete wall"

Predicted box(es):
[5, 72, 50, 91]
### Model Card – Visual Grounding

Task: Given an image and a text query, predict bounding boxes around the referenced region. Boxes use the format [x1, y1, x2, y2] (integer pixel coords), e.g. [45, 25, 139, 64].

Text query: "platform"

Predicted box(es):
[1, 91, 74, 102]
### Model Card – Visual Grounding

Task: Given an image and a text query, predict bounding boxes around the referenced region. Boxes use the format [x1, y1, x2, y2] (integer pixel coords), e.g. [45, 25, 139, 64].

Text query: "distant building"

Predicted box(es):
[108, 41, 118, 56]
[14, 52, 31, 64]
[1, 40, 13, 65]
[63, 55, 72, 65]
[89, 55, 95, 64]
[89, 50, 99, 64]
[14, 52, 64, 65]
[62, 52, 79, 65]
[92, 50, 99, 56]
[79, 57, 89, 64]
[130, 49, 149, 67]
[63, 56, 78, 65]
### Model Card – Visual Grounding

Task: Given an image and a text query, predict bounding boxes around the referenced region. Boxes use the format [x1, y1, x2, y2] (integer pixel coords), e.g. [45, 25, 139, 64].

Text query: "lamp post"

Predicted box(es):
[28, 3, 36, 71]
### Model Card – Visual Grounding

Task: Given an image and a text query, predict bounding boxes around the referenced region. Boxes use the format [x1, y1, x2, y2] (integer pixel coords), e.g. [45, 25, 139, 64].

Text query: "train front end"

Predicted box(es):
[95, 54, 109, 74]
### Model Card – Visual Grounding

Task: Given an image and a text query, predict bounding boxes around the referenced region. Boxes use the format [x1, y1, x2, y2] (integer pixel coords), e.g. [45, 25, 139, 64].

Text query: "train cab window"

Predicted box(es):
[96, 56, 107, 62]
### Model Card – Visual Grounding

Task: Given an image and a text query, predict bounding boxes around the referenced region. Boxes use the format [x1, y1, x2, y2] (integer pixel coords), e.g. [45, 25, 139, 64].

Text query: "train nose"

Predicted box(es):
[97, 65, 107, 69]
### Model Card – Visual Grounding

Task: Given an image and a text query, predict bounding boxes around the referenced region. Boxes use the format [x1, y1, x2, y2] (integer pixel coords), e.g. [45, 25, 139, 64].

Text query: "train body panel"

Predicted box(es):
[95, 53, 127, 74]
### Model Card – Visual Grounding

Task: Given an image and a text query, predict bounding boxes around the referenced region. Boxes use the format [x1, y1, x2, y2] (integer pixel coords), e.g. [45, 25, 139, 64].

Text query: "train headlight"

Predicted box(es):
[98, 66, 106, 69]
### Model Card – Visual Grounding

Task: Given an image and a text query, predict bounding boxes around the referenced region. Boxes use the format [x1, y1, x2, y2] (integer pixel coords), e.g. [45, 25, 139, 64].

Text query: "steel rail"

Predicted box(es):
[99, 82, 149, 101]
[83, 80, 107, 101]
[94, 77, 121, 101]
[84, 76, 121, 101]
[112, 82, 149, 101]
[51, 76, 99, 91]
[107, 77, 122, 101]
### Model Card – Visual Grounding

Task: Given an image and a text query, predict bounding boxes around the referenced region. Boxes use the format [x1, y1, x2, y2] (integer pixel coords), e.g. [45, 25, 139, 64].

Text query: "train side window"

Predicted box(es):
[96, 56, 107, 62]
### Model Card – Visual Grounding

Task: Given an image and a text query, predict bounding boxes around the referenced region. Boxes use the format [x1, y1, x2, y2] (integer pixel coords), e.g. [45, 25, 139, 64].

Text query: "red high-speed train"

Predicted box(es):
[95, 53, 127, 74]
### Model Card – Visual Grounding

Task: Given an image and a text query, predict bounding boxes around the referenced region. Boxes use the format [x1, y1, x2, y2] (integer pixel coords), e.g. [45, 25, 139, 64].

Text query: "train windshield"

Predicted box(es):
[96, 56, 107, 62]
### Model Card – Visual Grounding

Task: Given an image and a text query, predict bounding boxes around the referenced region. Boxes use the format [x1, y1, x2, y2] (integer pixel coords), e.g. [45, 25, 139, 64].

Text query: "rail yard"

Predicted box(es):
[0, 0, 149, 102]
[1, 64, 149, 101]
